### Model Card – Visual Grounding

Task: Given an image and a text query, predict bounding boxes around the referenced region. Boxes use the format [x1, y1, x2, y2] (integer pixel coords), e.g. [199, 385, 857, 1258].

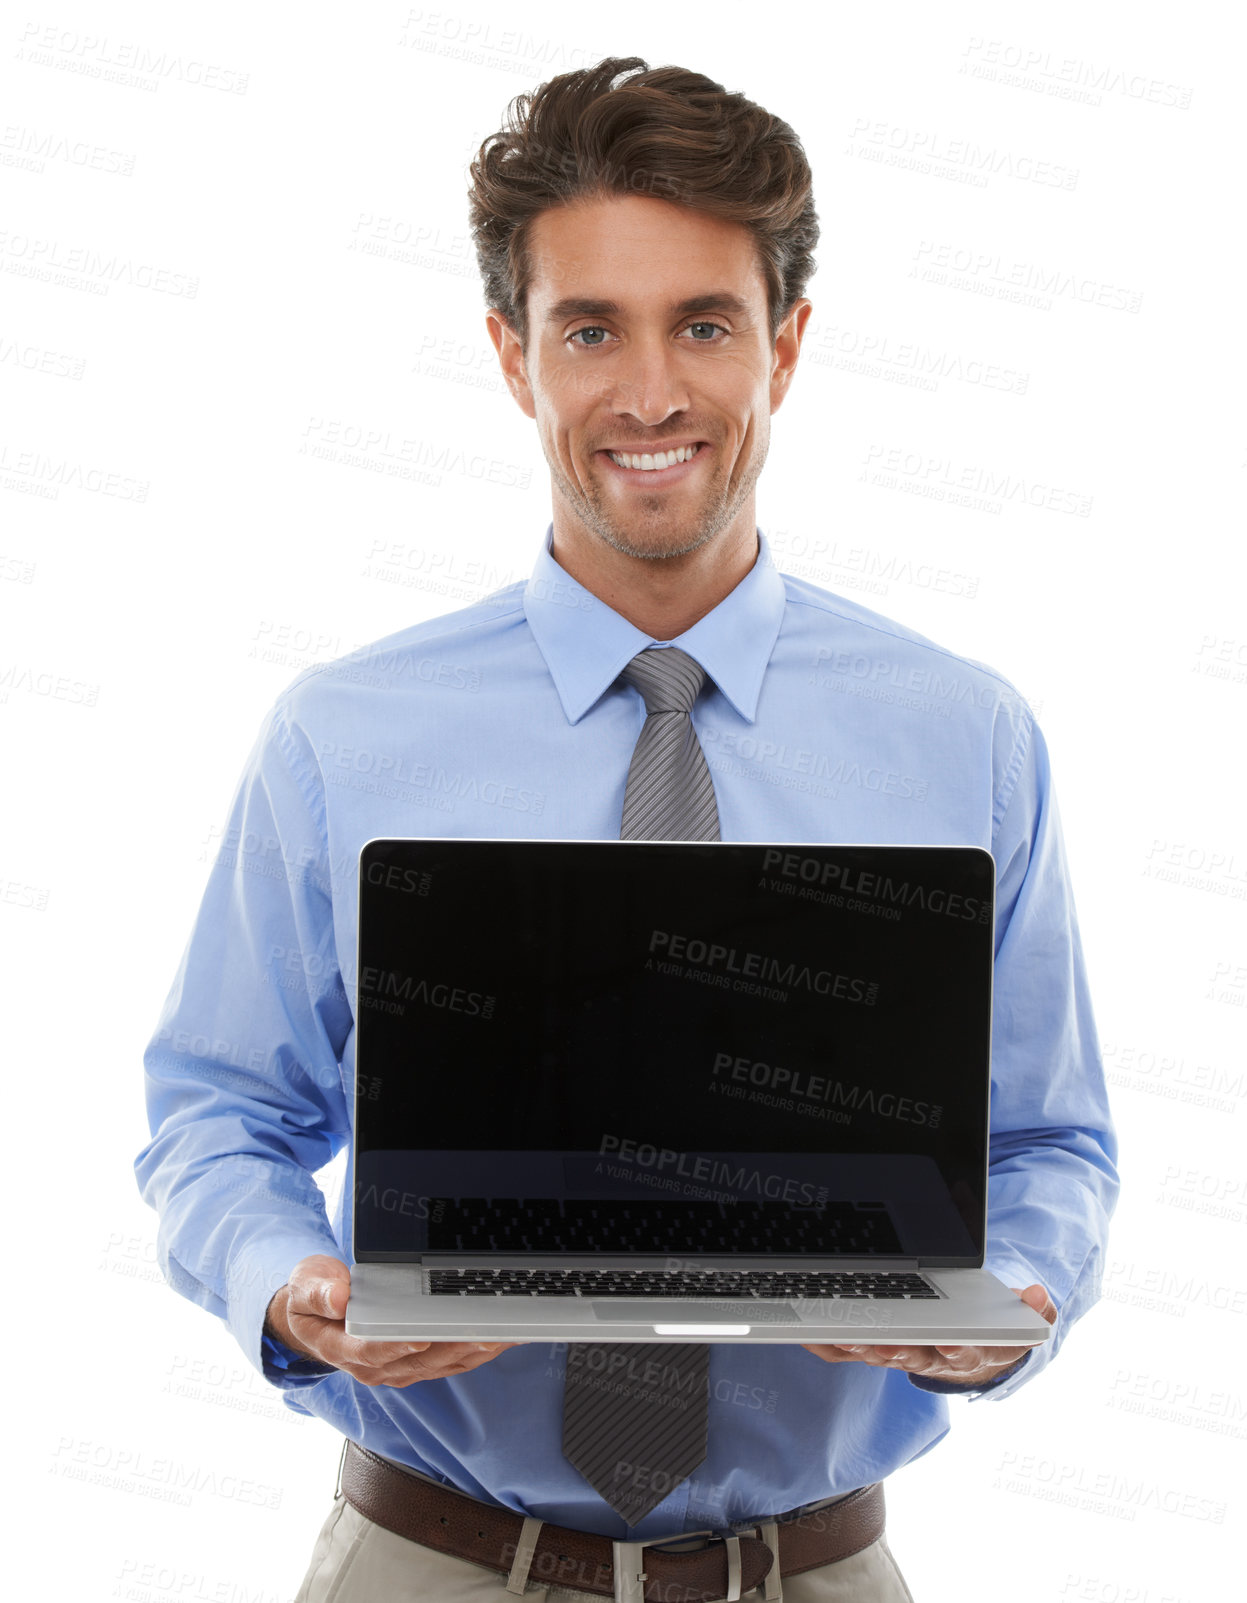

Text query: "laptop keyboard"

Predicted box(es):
[425, 1196, 904, 1255]
[429, 1266, 937, 1298]
[423, 1198, 937, 1298]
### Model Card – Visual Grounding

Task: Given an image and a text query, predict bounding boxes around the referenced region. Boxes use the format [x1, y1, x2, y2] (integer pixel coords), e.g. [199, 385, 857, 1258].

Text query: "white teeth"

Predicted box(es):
[607, 444, 700, 471]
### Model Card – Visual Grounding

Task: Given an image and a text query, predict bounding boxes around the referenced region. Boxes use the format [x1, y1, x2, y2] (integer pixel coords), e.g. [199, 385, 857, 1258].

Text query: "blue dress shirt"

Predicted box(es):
[136, 527, 1119, 1540]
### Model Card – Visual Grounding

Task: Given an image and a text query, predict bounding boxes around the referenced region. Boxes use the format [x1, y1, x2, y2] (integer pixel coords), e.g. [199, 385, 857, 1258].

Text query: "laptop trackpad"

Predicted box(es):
[593, 1302, 794, 1323]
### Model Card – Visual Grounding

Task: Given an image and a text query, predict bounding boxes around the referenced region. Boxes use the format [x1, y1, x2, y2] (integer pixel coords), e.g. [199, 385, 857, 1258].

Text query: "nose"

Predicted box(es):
[609, 335, 691, 429]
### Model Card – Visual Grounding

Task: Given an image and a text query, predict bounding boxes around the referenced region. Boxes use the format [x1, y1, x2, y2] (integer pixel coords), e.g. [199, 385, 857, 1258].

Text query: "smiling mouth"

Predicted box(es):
[604, 443, 703, 470]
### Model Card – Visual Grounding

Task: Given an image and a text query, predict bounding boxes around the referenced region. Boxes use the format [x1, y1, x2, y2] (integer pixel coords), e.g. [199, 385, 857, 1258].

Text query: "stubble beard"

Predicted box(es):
[550, 437, 766, 563]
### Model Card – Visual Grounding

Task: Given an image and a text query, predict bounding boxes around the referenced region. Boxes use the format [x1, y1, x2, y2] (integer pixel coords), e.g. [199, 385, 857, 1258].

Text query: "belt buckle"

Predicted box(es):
[611, 1527, 736, 1603]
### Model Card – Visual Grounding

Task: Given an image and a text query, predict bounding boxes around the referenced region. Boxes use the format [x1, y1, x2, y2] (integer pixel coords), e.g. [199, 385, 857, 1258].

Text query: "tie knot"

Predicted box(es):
[620, 647, 707, 716]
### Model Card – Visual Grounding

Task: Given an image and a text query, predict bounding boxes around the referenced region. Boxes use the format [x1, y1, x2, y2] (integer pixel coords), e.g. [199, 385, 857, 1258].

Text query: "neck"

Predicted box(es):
[550, 515, 759, 640]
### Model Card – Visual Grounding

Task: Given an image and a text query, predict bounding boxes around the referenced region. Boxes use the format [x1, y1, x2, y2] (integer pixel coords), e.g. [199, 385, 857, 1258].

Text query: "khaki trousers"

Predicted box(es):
[294, 1492, 915, 1602]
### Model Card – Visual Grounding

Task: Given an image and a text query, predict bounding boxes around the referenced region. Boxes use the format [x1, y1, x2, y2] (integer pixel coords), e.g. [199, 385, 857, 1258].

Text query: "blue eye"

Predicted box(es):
[566, 321, 729, 348]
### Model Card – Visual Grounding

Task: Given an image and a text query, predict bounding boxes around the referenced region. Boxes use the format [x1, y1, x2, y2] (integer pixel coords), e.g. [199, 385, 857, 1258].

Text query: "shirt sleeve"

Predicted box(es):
[135, 693, 353, 1389]
[909, 705, 1119, 1403]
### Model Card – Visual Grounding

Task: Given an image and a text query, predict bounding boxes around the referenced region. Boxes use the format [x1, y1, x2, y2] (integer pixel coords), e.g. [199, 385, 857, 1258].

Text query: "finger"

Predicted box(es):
[1008, 1283, 1058, 1324]
[365, 1339, 516, 1371]
[932, 1348, 1020, 1382]
[867, 1346, 934, 1371]
[375, 1340, 515, 1372]
[352, 1343, 523, 1389]
[883, 1347, 929, 1369]
[933, 1344, 994, 1370]
[858, 1346, 901, 1364]
[411, 1346, 521, 1379]
[324, 1334, 434, 1368]
[800, 1343, 861, 1363]
[807, 1343, 919, 1369]
[309, 1329, 433, 1370]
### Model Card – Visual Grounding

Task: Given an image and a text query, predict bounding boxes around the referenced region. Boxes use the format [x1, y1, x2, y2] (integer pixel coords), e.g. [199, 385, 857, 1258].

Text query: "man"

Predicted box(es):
[137, 57, 1118, 1602]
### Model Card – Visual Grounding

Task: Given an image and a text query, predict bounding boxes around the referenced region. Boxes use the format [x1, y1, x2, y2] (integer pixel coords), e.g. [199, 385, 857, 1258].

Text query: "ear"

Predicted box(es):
[770, 298, 813, 414]
[486, 310, 537, 420]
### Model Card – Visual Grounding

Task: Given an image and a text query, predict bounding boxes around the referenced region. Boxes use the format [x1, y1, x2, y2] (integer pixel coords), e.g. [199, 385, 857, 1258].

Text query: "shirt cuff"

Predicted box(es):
[259, 1329, 338, 1384]
[227, 1230, 345, 1391]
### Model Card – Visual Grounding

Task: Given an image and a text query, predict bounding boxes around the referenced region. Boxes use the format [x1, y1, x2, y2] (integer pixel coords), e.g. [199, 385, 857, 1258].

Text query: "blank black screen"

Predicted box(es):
[353, 840, 994, 1262]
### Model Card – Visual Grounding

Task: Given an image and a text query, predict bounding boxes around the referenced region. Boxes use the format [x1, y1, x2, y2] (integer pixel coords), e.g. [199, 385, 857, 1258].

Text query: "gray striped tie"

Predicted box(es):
[617, 647, 721, 844]
[561, 647, 718, 1526]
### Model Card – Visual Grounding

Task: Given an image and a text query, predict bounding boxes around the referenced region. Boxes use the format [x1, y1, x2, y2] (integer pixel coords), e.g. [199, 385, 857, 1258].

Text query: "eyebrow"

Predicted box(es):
[544, 292, 753, 324]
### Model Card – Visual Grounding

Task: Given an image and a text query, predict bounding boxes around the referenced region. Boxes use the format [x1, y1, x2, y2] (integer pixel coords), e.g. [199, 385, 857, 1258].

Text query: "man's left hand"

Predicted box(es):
[801, 1283, 1056, 1388]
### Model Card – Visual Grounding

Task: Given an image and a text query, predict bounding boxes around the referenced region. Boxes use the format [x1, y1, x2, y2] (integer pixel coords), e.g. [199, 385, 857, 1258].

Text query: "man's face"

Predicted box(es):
[489, 192, 808, 565]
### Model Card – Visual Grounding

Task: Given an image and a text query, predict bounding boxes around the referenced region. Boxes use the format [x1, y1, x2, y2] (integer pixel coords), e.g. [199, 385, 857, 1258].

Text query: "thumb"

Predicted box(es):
[1012, 1283, 1057, 1325]
[290, 1254, 352, 1321]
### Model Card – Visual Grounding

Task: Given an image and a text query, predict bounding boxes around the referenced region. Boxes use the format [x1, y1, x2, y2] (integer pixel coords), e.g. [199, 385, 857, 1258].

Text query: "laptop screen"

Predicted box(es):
[354, 840, 995, 1266]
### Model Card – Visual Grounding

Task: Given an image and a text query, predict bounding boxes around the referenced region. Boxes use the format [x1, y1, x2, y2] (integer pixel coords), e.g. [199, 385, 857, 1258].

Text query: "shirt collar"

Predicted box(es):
[523, 524, 787, 725]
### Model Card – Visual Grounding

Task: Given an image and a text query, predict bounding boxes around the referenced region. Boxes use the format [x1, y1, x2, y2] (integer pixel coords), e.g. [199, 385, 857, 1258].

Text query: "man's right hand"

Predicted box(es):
[264, 1254, 522, 1388]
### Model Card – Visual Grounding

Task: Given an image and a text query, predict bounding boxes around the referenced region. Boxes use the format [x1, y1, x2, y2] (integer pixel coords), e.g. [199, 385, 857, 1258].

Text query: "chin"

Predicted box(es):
[597, 523, 719, 561]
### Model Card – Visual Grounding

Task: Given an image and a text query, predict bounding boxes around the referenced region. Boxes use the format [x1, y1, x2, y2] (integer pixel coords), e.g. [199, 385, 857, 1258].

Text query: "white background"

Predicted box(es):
[2, 3, 1244, 1600]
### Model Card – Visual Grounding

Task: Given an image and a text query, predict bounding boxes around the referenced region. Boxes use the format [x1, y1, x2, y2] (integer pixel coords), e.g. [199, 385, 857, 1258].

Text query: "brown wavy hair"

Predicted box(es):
[467, 56, 819, 354]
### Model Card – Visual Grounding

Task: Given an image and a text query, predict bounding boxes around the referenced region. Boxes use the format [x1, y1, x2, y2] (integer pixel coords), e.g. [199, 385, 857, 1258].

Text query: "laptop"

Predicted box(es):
[345, 839, 1052, 1348]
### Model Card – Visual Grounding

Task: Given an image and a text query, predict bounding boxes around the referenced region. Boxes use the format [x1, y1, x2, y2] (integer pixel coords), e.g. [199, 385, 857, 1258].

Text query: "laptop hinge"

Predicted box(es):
[418, 1254, 926, 1271]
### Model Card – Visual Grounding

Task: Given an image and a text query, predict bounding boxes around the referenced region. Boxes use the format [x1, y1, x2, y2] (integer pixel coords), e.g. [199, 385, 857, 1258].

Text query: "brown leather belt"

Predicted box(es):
[340, 1440, 884, 1602]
